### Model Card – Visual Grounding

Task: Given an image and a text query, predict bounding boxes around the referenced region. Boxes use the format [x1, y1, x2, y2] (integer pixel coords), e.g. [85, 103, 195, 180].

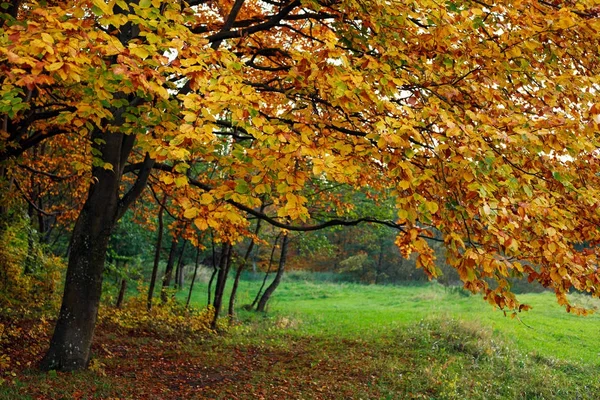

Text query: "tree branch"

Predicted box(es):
[206, 0, 301, 43]
[117, 152, 155, 220]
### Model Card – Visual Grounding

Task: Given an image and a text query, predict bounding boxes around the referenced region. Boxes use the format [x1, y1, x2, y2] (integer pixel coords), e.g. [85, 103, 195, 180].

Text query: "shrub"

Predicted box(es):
[98, 292, 219, 339]
[0, 217, 64, 317]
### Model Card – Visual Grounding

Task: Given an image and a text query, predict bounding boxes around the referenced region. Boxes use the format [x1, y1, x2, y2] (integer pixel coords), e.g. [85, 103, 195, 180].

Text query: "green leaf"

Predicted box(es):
[235, 179, 250, 195]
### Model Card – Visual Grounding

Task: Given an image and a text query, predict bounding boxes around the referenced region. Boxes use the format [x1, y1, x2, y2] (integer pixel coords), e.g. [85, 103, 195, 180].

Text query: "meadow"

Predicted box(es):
[3, 272, 600, 399]
[180, 272, 600, 398]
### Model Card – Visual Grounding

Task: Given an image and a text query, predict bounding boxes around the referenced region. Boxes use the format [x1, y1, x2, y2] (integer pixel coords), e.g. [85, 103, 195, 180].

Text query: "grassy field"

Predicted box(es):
[186, 271, 600, 364]
[3, 272, 600, 399]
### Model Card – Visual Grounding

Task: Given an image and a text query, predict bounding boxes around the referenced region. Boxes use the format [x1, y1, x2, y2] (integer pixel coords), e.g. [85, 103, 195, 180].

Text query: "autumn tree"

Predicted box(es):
[3, 0, 600, 371]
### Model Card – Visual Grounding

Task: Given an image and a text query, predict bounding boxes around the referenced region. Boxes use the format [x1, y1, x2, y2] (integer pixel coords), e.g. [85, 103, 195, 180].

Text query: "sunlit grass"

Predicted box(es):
[183, 271, 600, 365]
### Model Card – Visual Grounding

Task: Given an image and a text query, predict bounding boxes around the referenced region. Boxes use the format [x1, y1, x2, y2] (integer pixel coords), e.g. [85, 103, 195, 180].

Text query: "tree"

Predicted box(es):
[257, 233, 289, 312]
[3, 0, 600, 371]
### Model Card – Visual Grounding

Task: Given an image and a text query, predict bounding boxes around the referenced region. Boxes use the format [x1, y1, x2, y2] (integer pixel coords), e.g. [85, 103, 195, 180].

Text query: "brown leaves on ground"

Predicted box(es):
[2, 318, 385, 399]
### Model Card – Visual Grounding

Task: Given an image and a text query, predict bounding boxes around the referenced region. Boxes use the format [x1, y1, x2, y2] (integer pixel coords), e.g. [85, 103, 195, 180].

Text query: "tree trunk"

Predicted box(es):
[186, 245, 201, 308]
[257, 234, 288, 312]
[174, 240, 187, 290]
[38, 146, 123, 370]
[207, 237, 218, 306]
[115, 278, 127, 309]
[39, 127, 154, 371]
[250, 233, 280, 309]
[211, 242, 231, 329]
[228, 214, 263, 318]
[147, 194, 166, 310]
[39, 203, 114, 371]
[160, 237, 179, 303]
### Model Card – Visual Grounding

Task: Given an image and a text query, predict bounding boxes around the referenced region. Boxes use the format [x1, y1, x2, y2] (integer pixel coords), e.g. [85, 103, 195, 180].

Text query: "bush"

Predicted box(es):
[98, 292, 218, 339]
[0, 217, 64, 317]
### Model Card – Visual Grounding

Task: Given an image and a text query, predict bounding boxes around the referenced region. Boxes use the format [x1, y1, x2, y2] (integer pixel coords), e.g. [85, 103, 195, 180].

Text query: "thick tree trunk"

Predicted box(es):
[211, 242, 231, 329]
[147, 195, 166, 310]
[39, 174, 119, 371]
[257, 234, 288, 312]
[39, 127, 153, 371]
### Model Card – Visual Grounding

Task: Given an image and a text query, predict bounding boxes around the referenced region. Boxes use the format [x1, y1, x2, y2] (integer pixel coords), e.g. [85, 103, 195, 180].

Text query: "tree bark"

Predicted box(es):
[186, 245, 201, 309]
[250, 233, 280, 309]
[39, 201, 114, 371]
[115, 278, 127, 309]
[228, 214, 263, 318]
[257, 234, 288, 312]
[174, 240, 187, 290]
[160, 237, 179, 303]
[211, 242, 232, 329]
[147, 194, 166, 310]
[207, 237, 218, 306]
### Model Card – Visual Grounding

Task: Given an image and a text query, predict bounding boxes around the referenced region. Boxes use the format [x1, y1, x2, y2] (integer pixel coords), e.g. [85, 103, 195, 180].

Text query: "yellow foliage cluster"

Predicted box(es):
[98, 294, 219, 339]
[0, 220, 64, 315]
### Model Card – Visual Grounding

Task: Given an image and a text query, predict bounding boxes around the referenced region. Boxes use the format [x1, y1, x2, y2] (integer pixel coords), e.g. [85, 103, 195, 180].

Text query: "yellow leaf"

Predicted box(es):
[129, 45, 150, 60]
[397, 209, 408, 220]
[194, 218, 208, 230]
[149, 81, 169, 99]
[175, 175, 188, 187]
[199, 193, 213, 205]
[41, 33, 54, 44]
[183, 207, 198, 219]
[426, 201, 439, 214]
[45, 62, 64, 71]
[92, 0, 113, 15]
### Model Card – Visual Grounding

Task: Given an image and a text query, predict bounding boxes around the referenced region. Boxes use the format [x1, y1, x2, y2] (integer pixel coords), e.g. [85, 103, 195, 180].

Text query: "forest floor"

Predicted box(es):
[2, 278, 600, 399]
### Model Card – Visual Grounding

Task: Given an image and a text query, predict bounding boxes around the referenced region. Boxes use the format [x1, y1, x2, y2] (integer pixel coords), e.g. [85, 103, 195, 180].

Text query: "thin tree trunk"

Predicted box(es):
[251, 233, 281, 309]
[211, 242, 232, 329]
[174, 240, 187, 290]
[207, 235, 218, 306]
[228, 214, 264, 319]
[147, 194, 166, 310]
[115, 278, 127, 309]
[186, 245, 201, 309]
[160, 237, 179, 303]
[257, 234, 289, 312]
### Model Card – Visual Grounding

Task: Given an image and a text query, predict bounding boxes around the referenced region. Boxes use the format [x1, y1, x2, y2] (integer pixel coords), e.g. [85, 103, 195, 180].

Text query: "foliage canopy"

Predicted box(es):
[2, 0, 600, 325]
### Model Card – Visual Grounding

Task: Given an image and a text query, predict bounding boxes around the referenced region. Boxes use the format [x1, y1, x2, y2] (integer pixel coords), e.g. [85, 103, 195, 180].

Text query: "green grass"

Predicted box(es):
[183, 272, 600, 365]
[176, 272, 600, 398]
